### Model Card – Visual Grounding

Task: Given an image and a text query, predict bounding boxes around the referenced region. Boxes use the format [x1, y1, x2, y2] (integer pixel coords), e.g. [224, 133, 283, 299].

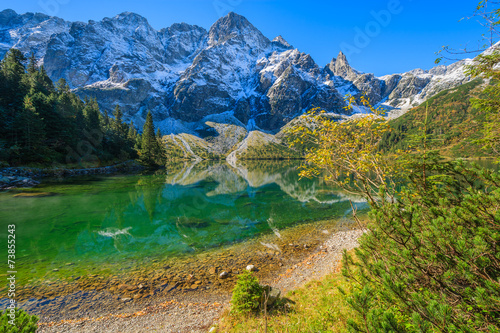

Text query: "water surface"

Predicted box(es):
[0, 160, 367, 289]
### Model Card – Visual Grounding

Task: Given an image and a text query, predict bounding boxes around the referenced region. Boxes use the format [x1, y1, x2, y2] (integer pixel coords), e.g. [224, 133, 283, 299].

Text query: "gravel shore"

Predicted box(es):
[271, 229, 365, 294]
[36, 228, 365, 333]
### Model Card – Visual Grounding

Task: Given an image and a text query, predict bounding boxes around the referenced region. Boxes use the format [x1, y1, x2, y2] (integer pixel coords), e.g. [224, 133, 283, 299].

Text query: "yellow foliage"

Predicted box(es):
[289, 94, 406, 203]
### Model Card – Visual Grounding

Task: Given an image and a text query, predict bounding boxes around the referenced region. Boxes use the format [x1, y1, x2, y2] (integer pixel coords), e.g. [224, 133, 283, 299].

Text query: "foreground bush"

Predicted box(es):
[230, 271, 264, 315]
[342, 156, 500, 332]
[0, 308, 39, 333]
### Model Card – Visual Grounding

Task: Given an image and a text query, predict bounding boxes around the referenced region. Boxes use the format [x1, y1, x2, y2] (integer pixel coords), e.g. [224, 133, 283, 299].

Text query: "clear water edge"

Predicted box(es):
[0, 160, 367, 301]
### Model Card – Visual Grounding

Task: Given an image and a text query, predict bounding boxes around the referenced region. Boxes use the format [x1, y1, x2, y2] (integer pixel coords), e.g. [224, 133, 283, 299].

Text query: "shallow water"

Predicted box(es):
[0, 160, 367, 289]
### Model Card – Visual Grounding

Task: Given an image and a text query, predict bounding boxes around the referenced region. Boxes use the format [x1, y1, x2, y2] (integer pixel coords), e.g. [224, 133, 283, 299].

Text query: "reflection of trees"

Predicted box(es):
[165, 159, 366, 204]
[135, 175, 165, 221]
[165, 161, 247, 195]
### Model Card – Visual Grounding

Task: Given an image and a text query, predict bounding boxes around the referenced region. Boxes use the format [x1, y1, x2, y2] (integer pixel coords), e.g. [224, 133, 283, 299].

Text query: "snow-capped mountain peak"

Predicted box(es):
[0, 9, 476, 130]
[208, 12, 269, 49]
[272, 35, 293, 49]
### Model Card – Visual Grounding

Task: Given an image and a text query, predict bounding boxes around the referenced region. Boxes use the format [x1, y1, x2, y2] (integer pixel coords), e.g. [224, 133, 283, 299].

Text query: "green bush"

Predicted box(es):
[342, 155, 500, 332]
[230, 271, 264, 315]
[0, 308, 39, 333]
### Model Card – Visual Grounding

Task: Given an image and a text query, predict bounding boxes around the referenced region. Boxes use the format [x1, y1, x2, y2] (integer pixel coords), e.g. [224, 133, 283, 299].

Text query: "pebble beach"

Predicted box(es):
[34, 223, 365, 333]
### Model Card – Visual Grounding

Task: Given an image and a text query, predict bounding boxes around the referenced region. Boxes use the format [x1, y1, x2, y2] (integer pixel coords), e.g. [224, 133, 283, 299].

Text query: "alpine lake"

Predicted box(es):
[0, 160, 369, 320]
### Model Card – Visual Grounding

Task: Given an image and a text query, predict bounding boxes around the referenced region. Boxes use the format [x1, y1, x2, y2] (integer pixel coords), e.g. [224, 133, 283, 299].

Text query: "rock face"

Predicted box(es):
[324, 51, 473, 117]
[0, 9, 473, 130]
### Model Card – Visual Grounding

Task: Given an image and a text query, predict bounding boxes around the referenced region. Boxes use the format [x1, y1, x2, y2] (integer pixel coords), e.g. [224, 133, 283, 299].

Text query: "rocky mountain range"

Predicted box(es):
[0, 9, 473, 134]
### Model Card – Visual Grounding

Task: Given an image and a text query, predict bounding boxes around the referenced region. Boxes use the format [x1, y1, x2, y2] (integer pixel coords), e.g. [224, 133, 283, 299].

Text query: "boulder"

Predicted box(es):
[262, 285, 281, 307]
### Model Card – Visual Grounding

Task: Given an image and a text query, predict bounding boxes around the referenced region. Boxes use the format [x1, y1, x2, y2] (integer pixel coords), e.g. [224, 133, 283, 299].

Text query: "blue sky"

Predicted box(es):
[2, 0, 489, 76]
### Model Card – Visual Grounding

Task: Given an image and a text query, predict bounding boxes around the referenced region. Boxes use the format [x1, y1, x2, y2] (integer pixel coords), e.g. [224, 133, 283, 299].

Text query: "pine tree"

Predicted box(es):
[0, 50, 139, 165]
[55, 78, 70, 94]
[84, 98, 101, 132]
[155, 128, 166, 165]
[27, 52, 37, 75]
[139, 111, 159, 167]
[28, 67, 54, 96]
[0, 49, 28, 129]
[0, 308, 39, 333]
[112, 104, 127, 137]
[21, 94, 46, 160]
[128, 121, 137, 141]
[101, 109, 110, 129]
[75, 107, 86, 139]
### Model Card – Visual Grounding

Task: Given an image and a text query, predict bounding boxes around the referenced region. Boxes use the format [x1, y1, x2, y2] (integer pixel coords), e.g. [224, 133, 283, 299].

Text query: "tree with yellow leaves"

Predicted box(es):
[288, 94, 404, 205]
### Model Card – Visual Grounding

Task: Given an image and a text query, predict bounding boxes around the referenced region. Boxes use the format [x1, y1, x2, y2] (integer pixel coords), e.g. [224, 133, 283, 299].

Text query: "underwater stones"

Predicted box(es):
[219, 271, 228, 279]
[14, 191, 55, 198]
[163, 283, 179, 293]
[0, 175, 40, 189]
[118, 284, 135, 291]
[176, 216, 210, 228]
[208, 267, 217, 275]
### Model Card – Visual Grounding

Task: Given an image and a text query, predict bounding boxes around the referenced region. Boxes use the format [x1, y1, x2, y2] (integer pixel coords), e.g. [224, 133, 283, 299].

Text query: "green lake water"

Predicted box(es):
[0, 160, 367, 290]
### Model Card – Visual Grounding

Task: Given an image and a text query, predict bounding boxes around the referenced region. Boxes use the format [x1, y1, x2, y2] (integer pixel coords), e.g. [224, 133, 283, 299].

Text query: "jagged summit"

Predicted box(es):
[0, 8, 17, 17]
[167, 22, 206, 33]
[0, 9, 18, 25]
[208, 12, 269, 48]
[327, 51, 359, 80]
[0, 9, 51, 26]
[272, 35, 293, 49]
[104, 11, 151, 27]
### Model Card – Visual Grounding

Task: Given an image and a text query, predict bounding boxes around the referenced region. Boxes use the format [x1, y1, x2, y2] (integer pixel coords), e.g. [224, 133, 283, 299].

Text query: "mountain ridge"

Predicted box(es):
[0, 9, 473, 133]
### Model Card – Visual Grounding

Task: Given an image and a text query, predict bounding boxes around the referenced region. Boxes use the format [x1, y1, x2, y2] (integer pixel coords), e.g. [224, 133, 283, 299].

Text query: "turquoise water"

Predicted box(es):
[0, 161, 366, 286]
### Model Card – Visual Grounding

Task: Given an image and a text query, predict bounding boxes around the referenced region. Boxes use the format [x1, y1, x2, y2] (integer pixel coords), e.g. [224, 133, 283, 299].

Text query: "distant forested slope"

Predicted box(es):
[379, 79, 492, 157]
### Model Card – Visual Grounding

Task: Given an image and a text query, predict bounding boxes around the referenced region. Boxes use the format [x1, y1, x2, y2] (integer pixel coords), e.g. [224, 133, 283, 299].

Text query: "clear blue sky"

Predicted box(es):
[2, 0, 489, 76]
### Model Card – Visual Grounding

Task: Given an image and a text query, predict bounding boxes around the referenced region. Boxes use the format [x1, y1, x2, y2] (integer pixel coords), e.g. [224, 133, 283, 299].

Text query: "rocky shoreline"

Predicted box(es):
[0, 160, 144, 190]
[28, 219, 365, 333]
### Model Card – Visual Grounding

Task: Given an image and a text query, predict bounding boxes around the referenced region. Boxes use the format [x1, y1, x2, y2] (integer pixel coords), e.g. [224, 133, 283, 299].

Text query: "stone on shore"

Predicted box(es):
[246, 264, 256, 272]
[262, 285, 281, 307]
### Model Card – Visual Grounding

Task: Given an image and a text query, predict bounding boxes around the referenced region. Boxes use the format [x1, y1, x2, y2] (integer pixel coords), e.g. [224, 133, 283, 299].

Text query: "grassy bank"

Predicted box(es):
[216, 256, 355, 333]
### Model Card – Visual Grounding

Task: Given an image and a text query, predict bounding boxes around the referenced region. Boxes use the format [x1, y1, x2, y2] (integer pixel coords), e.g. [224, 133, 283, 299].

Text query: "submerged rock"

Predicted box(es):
[176, 216, 210, 228]
[13, 192, 56, 198]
